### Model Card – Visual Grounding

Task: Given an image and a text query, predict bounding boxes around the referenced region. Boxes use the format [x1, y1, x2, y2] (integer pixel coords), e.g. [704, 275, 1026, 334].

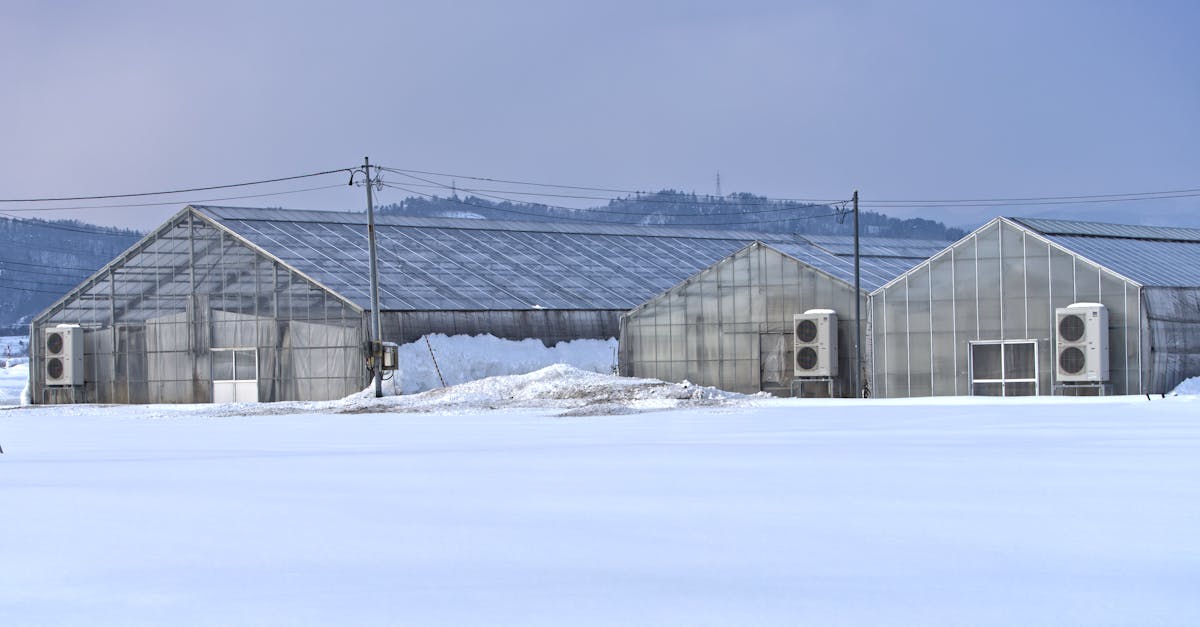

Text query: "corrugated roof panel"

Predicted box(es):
[193, 205, 952, 309]
[1037, 235, 1200, 287]
[1013, 217, 1200, 243]
[801, 234, 951, 259]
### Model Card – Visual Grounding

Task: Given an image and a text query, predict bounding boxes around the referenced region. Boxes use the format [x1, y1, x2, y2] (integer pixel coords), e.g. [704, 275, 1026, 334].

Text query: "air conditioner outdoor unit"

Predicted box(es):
[1055, 303, 1108, 382]
[794, 309, 838, 378]
[45, 325, 85, 386]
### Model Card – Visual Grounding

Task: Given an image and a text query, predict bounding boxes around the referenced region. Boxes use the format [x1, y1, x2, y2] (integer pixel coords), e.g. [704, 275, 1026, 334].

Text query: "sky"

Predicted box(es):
[2, 0, 1198, 231]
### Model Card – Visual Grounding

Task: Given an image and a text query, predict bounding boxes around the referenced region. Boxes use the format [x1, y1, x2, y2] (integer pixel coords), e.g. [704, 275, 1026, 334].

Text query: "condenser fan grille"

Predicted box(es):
[797, 347, 818, 370]
[1059, 315, 1085, 342]
[1059, 346, 1085, 374]
[47, 357, 64, 379]
[796, 320, 818, 343]
[46, 332, 64, 354]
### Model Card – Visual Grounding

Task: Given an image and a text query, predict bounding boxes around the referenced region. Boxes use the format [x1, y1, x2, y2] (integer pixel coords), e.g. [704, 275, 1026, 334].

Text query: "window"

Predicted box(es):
[212, 348, 257, 382]
[969, 340, 1039, 396]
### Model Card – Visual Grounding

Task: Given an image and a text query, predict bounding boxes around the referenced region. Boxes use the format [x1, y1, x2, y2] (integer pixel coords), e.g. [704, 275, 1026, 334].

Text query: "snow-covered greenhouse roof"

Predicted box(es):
[1011, 217, 1200, 287]
[194, 206, 949, 310]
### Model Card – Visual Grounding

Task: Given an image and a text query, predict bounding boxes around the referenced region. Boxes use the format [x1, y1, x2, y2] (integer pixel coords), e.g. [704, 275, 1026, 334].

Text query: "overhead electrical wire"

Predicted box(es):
[385, 169, 842, 219]
[0, 168, 352, 203]
[380, 165, 1200, 210]
[380, 183, 843, 228]
[0, 183, 348, 214]
[380, 166, 846, 208]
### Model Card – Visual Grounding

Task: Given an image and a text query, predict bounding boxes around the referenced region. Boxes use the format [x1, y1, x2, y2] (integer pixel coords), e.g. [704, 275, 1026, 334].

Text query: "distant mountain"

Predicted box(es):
[0, 218, 141, 333]
[378, 190, 965, 240]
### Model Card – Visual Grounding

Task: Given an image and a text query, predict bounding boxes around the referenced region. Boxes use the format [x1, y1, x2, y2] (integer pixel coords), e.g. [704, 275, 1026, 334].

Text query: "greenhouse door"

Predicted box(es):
[759, 333, 787, 391]
[969, 340, 1039, 396]
[212, 348, 259, 403]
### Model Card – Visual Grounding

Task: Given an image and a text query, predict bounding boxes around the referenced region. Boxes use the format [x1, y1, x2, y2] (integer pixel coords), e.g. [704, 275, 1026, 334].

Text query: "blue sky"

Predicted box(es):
[3, 1, 1198, 230]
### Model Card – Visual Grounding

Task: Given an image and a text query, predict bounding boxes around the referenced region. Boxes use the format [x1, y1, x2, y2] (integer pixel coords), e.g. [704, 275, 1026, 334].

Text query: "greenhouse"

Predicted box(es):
[33, 205, 887, 404]
[870, 217, 1200, 397]
[618, 236, 950, 397]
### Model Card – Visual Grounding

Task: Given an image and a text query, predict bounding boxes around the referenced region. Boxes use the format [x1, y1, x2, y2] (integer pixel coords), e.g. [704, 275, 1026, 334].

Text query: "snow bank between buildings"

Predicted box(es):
[396, 334, 618, 394]
[1172, 376, 1200, 396]
[344, 363, 752, 416]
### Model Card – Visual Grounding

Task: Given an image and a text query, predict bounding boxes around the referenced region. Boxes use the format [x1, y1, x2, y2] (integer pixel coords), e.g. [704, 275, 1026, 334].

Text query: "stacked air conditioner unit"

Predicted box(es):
[1055, 303, 1108, 383]
[794, 309, 838, 378]
[44, 325, 85, 386]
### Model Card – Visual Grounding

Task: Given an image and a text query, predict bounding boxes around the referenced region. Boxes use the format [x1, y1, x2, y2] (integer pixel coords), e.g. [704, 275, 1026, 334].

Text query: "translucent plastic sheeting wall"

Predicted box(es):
[33, 211, 366, 404]
[871, 220, 1143, 398]
[620, 244, 864, 397]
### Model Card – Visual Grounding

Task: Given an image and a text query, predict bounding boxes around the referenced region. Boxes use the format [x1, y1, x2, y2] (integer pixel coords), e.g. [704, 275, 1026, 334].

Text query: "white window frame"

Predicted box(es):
[968, 339, 1039, 396]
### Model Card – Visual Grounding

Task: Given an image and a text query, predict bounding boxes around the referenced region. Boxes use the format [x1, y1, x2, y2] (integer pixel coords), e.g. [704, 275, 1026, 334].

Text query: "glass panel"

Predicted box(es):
[929, 254, 956, 396]
[212, 351, 234, 381]
[1001, 224, 1027, 338]
[971, 344, 1002, 380]
[1003, 343, 1036, 380]
[906, 266, 932, 397]
[975, 224, 1002, 339]
[1005, 382, 1037, 397]
[972, 382, 1003, 396]
[235, 350, 257, 381]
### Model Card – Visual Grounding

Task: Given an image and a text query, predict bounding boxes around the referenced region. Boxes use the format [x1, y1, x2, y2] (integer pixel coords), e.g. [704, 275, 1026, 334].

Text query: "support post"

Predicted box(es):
[364, 156, 384, 398]
[853, 190, 862, 398]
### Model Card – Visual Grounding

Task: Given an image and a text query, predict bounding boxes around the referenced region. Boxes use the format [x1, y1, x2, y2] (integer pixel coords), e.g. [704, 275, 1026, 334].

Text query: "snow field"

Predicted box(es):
[2, 391, 1199, 626]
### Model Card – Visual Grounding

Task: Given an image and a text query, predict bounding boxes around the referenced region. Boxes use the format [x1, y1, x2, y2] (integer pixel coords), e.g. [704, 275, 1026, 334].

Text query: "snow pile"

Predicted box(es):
[1171, 375, 1200, 396]
[0, 360, 29, 406]
[345, 363, 751, 416]
[396, 334, 617, 394]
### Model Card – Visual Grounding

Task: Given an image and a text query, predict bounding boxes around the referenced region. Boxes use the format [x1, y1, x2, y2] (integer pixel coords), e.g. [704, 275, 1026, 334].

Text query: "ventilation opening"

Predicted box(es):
[796, 319, 817, 343]
[796, 346, 818, 370]
[1059, 346, 1085, 374]
[46, 332, 64, 355]
[46, 357, 64, 379]
[1058, 315, 1085, 342]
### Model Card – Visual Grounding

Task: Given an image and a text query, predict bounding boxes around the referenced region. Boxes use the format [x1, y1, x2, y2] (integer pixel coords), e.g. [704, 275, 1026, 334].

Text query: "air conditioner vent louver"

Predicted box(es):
[1055, 304, 1108, 383]
[794, 310, 838, 378]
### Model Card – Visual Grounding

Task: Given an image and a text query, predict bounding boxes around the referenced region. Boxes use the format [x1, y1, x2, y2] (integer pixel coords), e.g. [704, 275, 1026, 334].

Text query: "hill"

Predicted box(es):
[379, 190, 965, 240]
[0, 218, 141, 333]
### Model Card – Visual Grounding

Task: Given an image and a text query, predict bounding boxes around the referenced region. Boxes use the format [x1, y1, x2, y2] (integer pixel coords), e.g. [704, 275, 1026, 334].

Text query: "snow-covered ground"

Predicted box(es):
[0, 334, 28, 359]
[2, 369, 1199, 626]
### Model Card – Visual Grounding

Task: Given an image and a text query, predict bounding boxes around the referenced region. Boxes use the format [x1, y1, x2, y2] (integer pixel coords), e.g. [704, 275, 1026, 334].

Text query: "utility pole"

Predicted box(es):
[363, 156, 384, 398]
[852, 190, 862, 398]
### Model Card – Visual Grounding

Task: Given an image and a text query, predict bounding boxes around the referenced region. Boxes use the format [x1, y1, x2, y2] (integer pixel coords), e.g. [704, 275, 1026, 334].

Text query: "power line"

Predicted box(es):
[860, 187, 1200, 204]
[386, 177, 834, 213]
[0, 257, 106, 273]
[380, 166, 847, 207]
[0, 214, 143, 237]
[387, 170, 841, 219]
[0, 183, 348, 213]
[859, 191, 1200, 209]
[381, 183, 843, 227]
[381, 165, 1200, 209]
[0, 280, 79, 295]
[0, 168, 353, 203]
